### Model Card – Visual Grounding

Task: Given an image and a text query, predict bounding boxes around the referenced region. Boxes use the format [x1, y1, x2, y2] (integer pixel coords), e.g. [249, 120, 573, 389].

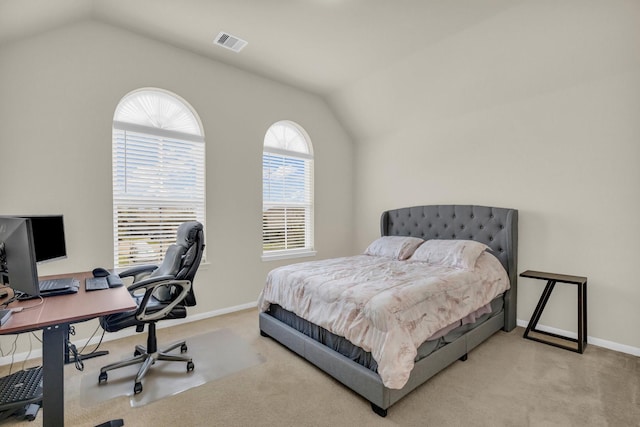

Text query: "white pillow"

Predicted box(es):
[409, 239, 489, 270]
[364, 236, 425, 260]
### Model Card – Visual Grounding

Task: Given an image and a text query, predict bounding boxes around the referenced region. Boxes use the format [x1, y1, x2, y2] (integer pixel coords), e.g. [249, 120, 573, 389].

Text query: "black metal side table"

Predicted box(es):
[520, 270, 587, 354]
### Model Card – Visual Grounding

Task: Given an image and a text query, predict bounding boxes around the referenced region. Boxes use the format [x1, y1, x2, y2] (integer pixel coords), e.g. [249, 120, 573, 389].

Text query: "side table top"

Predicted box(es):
[520, 270, 587, 285]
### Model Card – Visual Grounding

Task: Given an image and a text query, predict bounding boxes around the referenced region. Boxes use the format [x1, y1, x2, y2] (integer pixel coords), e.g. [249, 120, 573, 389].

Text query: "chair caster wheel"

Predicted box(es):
[134, 382, 143, 394]
[187, 361, 195, 372]
[181, 343, 188, 353]
[134, 349, 141, 356]
[98, 372, 108, 384]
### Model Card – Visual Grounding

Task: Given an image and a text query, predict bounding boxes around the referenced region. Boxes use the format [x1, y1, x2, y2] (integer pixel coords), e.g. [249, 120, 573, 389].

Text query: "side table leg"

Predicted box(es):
[524, 280, 556, 339]
[578, 282, 587, 353]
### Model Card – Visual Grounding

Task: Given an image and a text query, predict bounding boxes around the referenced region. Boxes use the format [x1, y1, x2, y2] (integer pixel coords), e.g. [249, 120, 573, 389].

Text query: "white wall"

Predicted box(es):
[0, 20, 354, 350]
[330, 0, 640, 349]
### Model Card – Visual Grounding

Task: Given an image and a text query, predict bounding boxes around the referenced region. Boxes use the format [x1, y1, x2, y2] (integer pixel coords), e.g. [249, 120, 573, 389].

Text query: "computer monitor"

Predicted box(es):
[23, 215, 67, 263]
[0, 217, 40, 298]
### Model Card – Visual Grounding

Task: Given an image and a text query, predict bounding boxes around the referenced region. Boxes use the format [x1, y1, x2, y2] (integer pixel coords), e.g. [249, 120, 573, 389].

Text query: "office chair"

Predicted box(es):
[98, 221, 204, 394]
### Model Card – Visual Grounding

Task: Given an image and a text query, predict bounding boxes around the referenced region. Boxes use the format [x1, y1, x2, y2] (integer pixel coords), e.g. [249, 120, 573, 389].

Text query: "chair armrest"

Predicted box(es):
[127, 275, 175, 292]
[119, 265, 158, 283]
[132, 277, 192, 323]
[119, 264, 158, 277]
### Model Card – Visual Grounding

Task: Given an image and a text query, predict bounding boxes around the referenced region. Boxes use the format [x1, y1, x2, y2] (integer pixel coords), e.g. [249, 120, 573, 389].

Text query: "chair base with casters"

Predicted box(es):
[98, 322, 195, 394]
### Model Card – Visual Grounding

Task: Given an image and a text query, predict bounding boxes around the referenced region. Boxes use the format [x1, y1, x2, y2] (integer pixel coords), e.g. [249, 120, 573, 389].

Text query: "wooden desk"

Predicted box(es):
[0, 271, 136, 427]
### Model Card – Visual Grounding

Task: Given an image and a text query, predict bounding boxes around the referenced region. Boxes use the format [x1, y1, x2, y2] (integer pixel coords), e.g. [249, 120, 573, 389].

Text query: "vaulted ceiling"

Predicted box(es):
[5, 1, 636, 145]
[0, 0, 516, 97]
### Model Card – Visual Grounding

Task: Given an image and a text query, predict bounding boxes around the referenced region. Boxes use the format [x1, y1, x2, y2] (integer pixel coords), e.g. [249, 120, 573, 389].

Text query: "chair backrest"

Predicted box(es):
[150, 221, 204, 306]
[176, 221, 204, 306]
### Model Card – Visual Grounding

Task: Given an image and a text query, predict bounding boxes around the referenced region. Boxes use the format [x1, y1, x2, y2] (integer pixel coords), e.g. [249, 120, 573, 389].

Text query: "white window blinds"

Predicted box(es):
[112, 89, 205, 268]
[262, 121, 314, 258]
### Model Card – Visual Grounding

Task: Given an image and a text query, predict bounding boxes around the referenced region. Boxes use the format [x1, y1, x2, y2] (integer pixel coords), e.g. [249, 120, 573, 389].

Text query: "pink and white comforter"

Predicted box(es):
[258, 252, 509, 389]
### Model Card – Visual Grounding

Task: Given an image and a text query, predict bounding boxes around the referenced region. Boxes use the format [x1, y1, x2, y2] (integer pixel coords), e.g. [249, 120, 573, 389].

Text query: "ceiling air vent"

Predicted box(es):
[214, 31, 248, 53]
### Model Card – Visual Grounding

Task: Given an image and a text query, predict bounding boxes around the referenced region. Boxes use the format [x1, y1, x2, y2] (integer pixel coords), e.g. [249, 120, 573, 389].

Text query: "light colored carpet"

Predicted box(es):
[1, 308, 639, 426]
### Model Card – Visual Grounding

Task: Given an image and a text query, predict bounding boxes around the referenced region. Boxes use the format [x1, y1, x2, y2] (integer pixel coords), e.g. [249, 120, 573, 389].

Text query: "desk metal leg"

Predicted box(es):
[42, 324, 67, 427]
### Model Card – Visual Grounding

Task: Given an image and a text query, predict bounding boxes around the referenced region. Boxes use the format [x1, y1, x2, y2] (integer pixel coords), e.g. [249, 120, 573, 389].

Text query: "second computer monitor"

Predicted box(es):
[24, 215, 67, 263]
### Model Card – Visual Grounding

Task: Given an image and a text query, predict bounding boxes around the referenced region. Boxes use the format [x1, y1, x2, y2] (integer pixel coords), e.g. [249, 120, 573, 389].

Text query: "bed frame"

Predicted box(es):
[259, 205, 518, 416]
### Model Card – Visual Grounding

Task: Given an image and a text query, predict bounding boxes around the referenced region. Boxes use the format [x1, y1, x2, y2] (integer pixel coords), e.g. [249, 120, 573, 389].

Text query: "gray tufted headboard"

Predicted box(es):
[380, 205, 518, 331]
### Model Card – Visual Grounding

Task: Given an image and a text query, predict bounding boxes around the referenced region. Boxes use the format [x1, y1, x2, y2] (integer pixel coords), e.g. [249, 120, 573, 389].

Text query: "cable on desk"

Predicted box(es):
[27, 332, 41, 345]
[69, 324, 108, 371]
[0, 335, 19, 376]
[19, 334, 34, 373]
[67, 342, 84, 371]
[0, 333, 38, 376]
[31, 323, 107, 371]
[0, 296, 44, 375]
[10, 297, 44, 313]
[0, 291, 36, 308]
[78, 325, 106, 357]
[0, 296, 17, 310]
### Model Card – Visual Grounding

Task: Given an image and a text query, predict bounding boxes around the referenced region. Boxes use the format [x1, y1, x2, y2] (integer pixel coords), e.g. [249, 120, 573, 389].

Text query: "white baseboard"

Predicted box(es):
[516, 319, 640, 357]
[0, 301, 258, 367]
[3, 308, 637, 367]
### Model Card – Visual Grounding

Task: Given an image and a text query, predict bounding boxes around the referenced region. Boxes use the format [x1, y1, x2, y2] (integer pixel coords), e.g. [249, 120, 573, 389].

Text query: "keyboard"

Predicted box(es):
[31, 278, 79, 299]
[0, 367, 42, 413]
[39, 278, 75, 292]
[85, 277, 109, 291]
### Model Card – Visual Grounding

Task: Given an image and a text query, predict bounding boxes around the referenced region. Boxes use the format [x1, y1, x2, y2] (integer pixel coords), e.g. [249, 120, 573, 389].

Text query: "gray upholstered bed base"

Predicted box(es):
[259, 205, 518, 416]
[259, 309, 504, 414]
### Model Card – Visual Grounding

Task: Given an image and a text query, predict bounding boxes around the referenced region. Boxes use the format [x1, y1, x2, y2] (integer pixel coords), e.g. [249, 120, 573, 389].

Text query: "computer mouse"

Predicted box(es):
[92, 267, 111, 278]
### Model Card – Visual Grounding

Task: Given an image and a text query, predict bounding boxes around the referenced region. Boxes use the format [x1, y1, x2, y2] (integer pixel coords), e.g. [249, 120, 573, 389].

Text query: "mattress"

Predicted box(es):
[265, 296, 504, 372]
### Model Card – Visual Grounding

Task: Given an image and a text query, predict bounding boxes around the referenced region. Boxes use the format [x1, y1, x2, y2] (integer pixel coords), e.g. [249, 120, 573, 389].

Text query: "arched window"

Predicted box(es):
[262, 121, 315, 260]
[112, 88, 205, 268]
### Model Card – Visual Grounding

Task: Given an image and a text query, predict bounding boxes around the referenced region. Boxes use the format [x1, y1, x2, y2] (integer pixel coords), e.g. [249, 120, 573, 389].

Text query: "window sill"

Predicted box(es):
[261, 250, 317, 262]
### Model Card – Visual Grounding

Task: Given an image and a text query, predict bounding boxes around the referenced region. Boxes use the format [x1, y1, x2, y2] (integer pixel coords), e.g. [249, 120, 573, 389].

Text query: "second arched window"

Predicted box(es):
[262, 121, 315, 260]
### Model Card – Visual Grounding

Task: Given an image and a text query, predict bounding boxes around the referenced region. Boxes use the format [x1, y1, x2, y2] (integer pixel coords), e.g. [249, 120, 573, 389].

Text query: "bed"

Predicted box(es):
[258, 204, 518, 416]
